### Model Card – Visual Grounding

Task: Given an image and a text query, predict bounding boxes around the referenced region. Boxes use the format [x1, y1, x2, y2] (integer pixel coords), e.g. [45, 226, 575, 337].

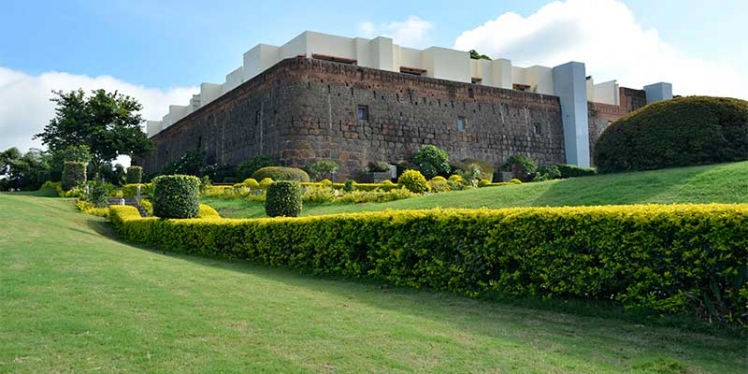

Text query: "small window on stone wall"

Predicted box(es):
[533, 123, 542, 135]
[457, 116, 466, 131]
[357, 105, 369, 121]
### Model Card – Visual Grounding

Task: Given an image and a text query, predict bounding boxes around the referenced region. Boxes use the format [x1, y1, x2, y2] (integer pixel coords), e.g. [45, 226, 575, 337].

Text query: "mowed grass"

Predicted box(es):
[205, 161, 748, 218]
[0, 194, 746, 373]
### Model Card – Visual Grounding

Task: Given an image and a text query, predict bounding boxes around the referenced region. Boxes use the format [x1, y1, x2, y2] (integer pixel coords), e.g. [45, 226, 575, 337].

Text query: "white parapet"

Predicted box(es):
[593, 80, 620, 105]
[222, 67, 244, 95]
[146, 120, 162, 138]
[169, 105, 190, 124]
[200, 83, 222, 106]
[189, 94, 201, 113]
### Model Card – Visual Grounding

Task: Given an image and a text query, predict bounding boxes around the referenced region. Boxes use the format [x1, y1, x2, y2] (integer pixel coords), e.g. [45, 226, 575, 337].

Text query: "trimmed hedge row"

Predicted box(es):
[109, 204, 748, 326]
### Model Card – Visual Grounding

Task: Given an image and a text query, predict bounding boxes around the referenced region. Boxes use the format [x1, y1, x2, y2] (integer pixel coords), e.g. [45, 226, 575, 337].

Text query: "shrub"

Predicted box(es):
[303, 186, 337, 203]
[398, 170, 430, 193]
[265, 181, 302, 217]
[198, 204, 221, 219]
[258, 177, 274, 189]
[152, 175, 200, 219]
[594, 96, 748, 173]
[556, 164, 598, 178]
[455, 159, 494, 182]
[308, 160, 339, 181]
[61, 161, 87, 191]
[414, 145, 450, 179]
[252, 166, 310, 182]
[429, 176, 451, 193]
[336, 189, 415, 203]
[343, 179, 355, 192]
[121, 183, 154, 198]
[39, 181, 62, 196]
[110, 204, 748, 327]
[242, 178, 260, 190]
[504, 155, 537, 182]
[368, 161, 392, 173]
[75, 200, 109, 217]
[88, 184, 109, 208]
[320, 179, 333, 188]
[535, 164, 562, 181]
[237, 155, 276, 180]
[126, 166, 143, 184]
[477, 179, 492, 187]
[508, 178, 522, 185]
[448, 174, 464, 184]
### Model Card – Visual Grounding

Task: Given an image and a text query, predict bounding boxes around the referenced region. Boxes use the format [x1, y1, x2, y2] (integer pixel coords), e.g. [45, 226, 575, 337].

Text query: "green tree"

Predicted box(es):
[414, 145, 451, 179]
[0, 147, 51, 191]
[34, 89, 153, 179]
[469, 49, 492, 61]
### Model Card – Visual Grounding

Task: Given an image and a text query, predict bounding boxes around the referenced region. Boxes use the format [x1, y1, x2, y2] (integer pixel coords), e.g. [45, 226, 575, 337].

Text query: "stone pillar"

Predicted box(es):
[553, 61, 591, 167]
[643, 82, 673, 104]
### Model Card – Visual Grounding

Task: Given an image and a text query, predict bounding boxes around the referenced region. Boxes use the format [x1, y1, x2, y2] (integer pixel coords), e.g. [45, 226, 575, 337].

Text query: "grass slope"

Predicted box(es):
[0, 193, 746, 373]
[205, 161, 748, 218]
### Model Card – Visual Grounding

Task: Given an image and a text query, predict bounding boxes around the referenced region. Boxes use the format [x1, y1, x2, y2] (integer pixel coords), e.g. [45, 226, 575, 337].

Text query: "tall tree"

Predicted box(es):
[0, 147, 51, 191]
[34, 89, 153, 178]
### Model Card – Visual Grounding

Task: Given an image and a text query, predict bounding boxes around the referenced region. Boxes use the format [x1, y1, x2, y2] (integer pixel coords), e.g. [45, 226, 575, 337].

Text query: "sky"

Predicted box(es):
[1, 0, 746, 160]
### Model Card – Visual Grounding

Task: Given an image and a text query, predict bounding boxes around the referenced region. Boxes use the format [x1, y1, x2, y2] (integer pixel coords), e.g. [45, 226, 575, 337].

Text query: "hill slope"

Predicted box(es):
[1, 194, 746, 373]
[205, 161, 748, 218]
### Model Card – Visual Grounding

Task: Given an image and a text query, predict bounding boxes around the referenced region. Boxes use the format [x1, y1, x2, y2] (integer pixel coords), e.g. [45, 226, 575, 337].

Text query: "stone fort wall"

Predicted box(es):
[141, 58, 636, 178]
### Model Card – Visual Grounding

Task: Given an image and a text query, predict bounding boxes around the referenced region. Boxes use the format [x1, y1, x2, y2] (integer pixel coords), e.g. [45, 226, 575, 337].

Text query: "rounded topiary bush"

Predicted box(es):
[152, 175, 200, 219]
[594, 96, 748, 173]
[265, 181, 302, 217]
[126, 166, 143, 184]
[398, 170, 430, 193]
[242, 178, 260, 190]
[258, 177, 274, 189]
[252, 166, 310, 182]
[61, 161, 87, 191]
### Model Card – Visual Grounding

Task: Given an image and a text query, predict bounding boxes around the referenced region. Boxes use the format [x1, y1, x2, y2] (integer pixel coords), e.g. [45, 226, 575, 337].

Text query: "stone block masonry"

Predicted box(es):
[140, 58, 568, 179]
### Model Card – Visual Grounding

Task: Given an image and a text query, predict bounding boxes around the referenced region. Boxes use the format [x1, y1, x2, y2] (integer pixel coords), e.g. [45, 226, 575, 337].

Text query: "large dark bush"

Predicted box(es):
[152, 175, 200, 219]
[61, 161, 87, 191]
[252, 166, 310, 182]
[265, 181, 302, 217]
[594, 96, 748, 173]
[503, 155, 536, 182]
[126, 166, 143, 184]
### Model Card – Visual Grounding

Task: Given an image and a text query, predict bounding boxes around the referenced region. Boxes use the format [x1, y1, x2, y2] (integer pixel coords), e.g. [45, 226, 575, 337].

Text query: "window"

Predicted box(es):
[533, 123, 542, 135]
[357, 105, 369, 120]
[400, 66, 427, 76]
[513, 83, 531, 92]
[457, 116, 466, 131]
[471, 78, 482, 85]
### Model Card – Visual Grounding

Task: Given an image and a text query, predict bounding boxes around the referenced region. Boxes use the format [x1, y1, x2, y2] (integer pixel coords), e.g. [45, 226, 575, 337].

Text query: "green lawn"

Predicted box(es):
[0, 194, 746, 373]
[204, 161, 748, 218]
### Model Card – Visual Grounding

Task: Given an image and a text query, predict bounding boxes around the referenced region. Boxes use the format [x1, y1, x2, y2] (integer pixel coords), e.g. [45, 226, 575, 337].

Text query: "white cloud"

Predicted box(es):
[0, 67, 197, 164]
[359, 16, 434, 48]
[454, 0, 747, 99]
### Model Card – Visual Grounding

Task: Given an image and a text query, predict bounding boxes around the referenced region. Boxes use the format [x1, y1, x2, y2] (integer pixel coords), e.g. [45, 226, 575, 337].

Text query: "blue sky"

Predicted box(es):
[1, 0, 746, 154]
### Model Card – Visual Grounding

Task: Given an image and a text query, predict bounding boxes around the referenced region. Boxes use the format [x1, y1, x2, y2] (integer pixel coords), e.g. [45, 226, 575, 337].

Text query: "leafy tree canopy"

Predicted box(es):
[34, 89, 153, 175]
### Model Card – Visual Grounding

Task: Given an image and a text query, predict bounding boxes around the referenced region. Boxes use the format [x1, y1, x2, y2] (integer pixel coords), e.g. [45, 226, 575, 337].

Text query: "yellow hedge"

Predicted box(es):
[109, 204, 748, 326]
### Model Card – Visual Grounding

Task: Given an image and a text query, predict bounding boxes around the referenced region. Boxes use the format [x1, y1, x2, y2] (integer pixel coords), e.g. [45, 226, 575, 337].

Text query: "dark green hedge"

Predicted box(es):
[594, 96, 748, 173]
[152, 175, 200, 218]
[265, 181, 302, 217]
[61, 161, 87, 191]
[110, 204, 748, 327]
[252, 166, 310, 182]
[126, 166, 143, 184]
[555, 164, 598, 178]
